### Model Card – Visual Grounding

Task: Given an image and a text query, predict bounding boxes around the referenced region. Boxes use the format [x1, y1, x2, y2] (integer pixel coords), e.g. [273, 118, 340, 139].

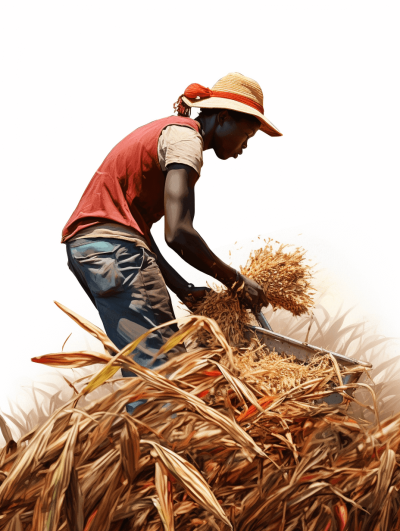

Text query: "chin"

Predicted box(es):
[214, 149, 231, 161]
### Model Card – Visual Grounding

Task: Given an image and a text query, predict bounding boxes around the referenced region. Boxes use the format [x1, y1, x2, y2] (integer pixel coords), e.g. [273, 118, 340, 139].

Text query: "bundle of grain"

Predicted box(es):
[241, 239, 315, 316]
[2, 303, 394, 531]
[190, 287, 252, 347]
[191, 240, 315, 348]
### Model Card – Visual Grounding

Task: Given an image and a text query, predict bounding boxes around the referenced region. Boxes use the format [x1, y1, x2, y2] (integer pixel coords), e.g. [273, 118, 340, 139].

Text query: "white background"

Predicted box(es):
[1, 1, 399, 414]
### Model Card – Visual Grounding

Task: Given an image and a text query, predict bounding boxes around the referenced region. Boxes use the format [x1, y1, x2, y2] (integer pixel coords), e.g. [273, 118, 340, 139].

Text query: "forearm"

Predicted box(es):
[149, 232, 191, 296]
[163, 164, 238, 288]
[166, 226, 237, 287]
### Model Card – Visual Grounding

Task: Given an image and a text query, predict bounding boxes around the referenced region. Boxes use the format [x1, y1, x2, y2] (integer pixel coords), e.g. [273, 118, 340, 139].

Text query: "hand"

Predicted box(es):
[236, 273, 269, 312]
[178, 285, 211, 308]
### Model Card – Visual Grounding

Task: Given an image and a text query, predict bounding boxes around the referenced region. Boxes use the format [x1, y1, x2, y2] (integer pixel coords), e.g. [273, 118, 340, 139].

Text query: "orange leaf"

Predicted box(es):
[334, 500, 348, 531]
[83, 509, 98, 531]
[203, 370, 222, 377]
[329, 475, 345, 486]
[210, 447, 225, 454]
[236, 395, 276, 422]
[300, 474, 317, 483]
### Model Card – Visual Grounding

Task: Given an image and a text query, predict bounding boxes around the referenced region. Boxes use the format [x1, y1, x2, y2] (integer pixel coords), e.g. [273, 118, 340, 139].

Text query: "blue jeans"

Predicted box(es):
[66, 238, 182, 413]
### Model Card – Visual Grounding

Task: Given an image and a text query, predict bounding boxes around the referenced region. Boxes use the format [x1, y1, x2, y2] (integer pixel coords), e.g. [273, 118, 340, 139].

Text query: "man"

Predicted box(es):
[62, 72, 282, 409]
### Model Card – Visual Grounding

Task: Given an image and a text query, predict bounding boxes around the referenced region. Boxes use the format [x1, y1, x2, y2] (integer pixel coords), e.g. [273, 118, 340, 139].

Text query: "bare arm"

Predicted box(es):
[149, 231, 209, 305]
[164, 163, 268, 309]
[164, 164, 237, 285]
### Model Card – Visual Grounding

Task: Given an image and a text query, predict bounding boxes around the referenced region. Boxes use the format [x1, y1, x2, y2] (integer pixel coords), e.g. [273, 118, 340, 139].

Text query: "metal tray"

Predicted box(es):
[247, 325, 372, 405]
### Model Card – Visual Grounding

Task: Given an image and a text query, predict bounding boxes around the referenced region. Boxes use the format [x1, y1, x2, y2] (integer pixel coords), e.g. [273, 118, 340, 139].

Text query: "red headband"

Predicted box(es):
[184, 83, 264, 115]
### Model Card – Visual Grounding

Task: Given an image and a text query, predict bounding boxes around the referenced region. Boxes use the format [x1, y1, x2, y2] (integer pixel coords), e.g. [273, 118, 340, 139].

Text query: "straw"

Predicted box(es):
[1, 304, 395, 531]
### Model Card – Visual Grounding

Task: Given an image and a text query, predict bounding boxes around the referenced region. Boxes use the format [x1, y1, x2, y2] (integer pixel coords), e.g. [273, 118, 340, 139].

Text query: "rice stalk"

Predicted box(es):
[240, 239, 315, 316]
[191, 240, 316, 347]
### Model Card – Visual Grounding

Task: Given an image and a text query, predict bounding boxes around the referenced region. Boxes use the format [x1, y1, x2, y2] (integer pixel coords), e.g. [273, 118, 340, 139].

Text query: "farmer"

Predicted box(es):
[62, 72, 281, 410]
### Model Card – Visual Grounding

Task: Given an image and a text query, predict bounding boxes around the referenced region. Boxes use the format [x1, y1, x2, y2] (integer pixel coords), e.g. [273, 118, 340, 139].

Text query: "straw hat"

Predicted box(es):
[177, 72, 282, 137]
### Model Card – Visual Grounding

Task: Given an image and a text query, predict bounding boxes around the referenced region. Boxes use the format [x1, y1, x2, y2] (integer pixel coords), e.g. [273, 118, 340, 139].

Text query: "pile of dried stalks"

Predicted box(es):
[192, 240, 315, 346]
[1, 303, 398, 531]
[222, 343, 334, 396]
[191, 288, 252, 347]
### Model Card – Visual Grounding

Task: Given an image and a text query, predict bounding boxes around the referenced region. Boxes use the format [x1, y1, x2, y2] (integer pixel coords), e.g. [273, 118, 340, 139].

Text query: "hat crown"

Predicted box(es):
[212, 72, 264, 108]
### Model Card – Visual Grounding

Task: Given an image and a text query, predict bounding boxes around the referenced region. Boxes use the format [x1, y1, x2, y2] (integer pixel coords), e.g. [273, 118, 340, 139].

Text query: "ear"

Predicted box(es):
[216, 109, 230, 126]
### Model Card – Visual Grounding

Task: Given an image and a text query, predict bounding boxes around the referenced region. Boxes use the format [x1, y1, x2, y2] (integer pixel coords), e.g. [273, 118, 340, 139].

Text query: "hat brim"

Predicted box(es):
[182, 95, 282, 137]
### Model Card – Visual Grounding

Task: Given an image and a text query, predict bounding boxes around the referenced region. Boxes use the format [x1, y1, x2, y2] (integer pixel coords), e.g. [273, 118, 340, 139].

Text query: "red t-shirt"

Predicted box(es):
[62, 116, 200, 246]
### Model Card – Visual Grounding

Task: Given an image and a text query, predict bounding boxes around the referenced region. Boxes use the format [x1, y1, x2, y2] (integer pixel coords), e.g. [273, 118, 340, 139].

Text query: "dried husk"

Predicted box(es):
[1, 303, 399, 531]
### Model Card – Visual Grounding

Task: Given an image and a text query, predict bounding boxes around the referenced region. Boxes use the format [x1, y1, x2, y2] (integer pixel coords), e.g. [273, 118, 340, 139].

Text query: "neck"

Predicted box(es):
[196, 114, 217, 151]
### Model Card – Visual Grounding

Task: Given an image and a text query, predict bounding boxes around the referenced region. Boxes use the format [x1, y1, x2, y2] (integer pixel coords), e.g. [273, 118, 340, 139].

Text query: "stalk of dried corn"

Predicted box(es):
[2, 304, 398, 531]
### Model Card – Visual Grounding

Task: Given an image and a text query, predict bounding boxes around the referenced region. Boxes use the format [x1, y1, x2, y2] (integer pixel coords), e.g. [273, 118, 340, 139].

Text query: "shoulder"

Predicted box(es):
[158, 123, 203, 176]
[160, 124, 203, 146]
[164, 115, 200, 130]
[154, 115, 200, 134]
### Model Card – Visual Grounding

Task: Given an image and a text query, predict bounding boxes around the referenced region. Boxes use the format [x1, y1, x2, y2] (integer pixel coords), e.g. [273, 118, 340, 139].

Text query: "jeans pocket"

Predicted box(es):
[69, 241, 126, 297]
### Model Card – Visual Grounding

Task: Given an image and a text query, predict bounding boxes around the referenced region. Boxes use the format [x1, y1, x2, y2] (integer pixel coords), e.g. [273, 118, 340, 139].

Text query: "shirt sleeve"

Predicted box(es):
[157, 125, 204, 175]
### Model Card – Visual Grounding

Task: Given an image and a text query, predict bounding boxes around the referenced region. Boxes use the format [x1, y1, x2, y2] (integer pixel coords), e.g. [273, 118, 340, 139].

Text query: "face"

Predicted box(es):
[212, 110, 261, 160]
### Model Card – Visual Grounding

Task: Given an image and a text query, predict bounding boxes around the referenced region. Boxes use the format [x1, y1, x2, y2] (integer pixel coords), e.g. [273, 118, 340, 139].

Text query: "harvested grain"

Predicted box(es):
[223, 343, 334, 396]
[191, 239, 316, 349]
[1, 304, 389, 531]
[241, 239, 315, 316]
[190, 286, 252, 347]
